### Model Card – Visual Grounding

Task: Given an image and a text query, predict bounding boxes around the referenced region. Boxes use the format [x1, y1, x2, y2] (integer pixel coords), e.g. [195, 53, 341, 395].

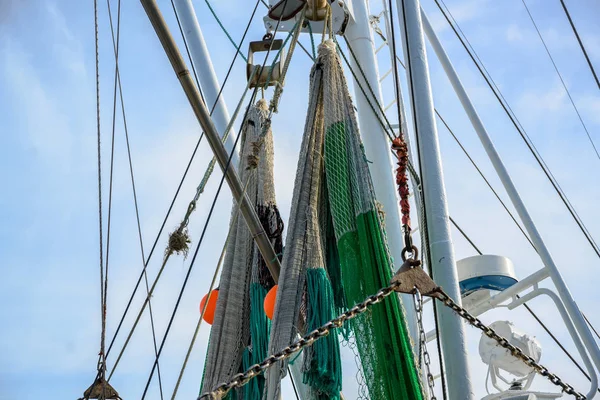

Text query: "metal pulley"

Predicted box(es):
[306, 0, 328, 21]
[78, 377, 122, 400]
[267, 0, 330, 21]
[246, 34, 286, 88]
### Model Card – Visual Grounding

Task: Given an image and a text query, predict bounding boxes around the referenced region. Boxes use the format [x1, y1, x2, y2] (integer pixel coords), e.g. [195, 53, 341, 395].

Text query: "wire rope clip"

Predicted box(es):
[78, 377, 122, 400]
[247, 36, 286, 89]
[391, 260, 442, 299]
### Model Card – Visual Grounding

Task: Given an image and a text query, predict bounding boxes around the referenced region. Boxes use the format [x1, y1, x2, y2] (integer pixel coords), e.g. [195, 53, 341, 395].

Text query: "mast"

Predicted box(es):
[344, 0, 418, 342]
[172, 0, 240, 167]
[421, 8, 600, 375]
[395, 0, 474, 398]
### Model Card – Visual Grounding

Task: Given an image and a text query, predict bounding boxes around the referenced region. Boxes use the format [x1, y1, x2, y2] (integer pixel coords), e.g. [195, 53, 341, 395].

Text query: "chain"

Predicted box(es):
[414, 290, 436, 400]
[434, 291, 586, 400]
[198, 282, 401, 399]
[199, 272, 585, 400]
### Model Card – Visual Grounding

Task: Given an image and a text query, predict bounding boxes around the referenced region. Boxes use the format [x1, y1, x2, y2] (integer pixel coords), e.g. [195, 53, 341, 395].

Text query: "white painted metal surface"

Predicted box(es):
[479, 321, 541, 378]
[458, 255, 517, 282]
[344, 0, 417, 341]
[173, 0, 239, 167]
[395, 0, 474, 397]
[421, 9, 600, 383]
[509, 288, 598, 398]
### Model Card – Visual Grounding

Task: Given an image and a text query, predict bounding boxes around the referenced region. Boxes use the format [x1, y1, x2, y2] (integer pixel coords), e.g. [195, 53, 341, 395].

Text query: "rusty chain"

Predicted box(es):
[198, 283, 401, 399]
[434, 289, 586, 399]
[199, 269, 585, 400]
[414, 290, 437, 400]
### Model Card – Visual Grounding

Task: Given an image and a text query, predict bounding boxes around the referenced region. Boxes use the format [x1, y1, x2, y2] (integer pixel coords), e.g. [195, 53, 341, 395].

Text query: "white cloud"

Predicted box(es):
[1, 39, 74, 167]
[506, 23, 523, 42]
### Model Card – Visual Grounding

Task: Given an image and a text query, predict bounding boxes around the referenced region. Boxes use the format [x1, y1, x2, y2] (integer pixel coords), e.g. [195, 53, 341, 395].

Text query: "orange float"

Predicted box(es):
[199, 289, 219, 325]
[264, 285, 278, 320]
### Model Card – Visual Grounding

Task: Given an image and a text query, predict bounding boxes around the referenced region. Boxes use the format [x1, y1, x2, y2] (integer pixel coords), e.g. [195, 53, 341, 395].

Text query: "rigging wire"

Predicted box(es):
[385, 0, 405, 139]
[434, 0, 600, 262]
[103, 0, 121, 390]
[452, 223, 599, 392]
[521, 0, 600, 161]
[395, 1, 448, 398]
[93, 0, 108, 387]
[104, 0, 165, 397]
[558, 0, 600, 91]
[436, 112, 535, 250]
[138, 5, 294, 397]
[104, 0, 262, 359]
[107, 65, 259, 381]
[374, 23, 600, 374]
[139, 91, 254, 399]
[170, 0, 206, 100]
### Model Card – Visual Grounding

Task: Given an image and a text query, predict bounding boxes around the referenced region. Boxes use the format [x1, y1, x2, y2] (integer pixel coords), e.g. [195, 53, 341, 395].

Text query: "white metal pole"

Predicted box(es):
[344, 0, 417, 341]
[173, 0, 239, 167]
[421, 9, 600, 375]
[395, 0, 474, 398]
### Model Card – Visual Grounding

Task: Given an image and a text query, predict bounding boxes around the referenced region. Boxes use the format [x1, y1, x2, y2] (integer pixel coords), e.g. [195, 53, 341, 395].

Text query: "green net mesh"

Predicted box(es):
[320, 41, 424, 400]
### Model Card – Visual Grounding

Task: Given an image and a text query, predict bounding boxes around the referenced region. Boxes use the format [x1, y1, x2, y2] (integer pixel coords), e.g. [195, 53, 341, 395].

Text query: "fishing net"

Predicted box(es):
[201, 99, 283, 400]
[264, 40, 342, 399]
[265, 40, 423, 400]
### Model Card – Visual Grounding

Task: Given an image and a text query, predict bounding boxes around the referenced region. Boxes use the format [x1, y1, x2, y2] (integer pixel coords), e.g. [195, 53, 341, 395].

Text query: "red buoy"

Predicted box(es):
[264, 285, 278, 320]
[200, 289, 219, 325]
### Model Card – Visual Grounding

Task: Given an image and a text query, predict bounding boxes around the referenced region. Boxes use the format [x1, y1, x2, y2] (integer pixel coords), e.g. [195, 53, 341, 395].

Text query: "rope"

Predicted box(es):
[138, 9, 291, 391]
[104, 0, 262, 360]
[434, 0, 600, 261]
[396, 1, 448, 397]
[170, 174, 253, 399]
[521, 0, 600, 162]
[105, 0, 165, 397]
[106, 71, 259, 381]
[559, 0, 600, 90]
[203, 0, 247, 62]
[268, 11, 305, 113]
[93, 0, 107, 387]
[307, 19, 316, 59]
[139, 92, 255, 399]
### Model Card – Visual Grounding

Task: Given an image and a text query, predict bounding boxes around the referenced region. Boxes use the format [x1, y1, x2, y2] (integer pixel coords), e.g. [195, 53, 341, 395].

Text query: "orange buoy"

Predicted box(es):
[200, 289, 219, 325]
[264, 285, 278, 320]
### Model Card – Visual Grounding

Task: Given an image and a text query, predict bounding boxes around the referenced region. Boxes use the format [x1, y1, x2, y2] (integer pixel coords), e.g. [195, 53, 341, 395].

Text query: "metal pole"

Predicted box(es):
[421, 9, 600, 376]
[395, 0, 474, 398]
[344, 0, 417, 341]
[172, 0, 239, 167]
[140, 0, 280, 281]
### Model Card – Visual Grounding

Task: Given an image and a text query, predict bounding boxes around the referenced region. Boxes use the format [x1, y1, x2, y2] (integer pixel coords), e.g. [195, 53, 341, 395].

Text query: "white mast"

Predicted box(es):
[395, 0, 474, 398]
[345, 0, 418, 341]
[172, 0, 240, 167]
[421, 8, 600, 377]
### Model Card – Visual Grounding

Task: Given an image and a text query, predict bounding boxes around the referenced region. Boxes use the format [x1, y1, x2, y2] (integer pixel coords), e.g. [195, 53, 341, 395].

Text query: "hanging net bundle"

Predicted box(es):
[201, 99, 284, 400]
[265, 40, 423, 400]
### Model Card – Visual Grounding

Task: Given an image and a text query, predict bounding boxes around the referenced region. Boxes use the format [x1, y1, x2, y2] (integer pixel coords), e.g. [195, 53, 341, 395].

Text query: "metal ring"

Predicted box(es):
[401, 245, 419, 261]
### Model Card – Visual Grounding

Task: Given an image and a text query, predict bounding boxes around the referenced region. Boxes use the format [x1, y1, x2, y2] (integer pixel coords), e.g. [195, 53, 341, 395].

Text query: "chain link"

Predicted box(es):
[198, 283, 401, 399]
[414, 290, 437, 400]
[199, 278, 585, 400]
[434, 291, 586, 400]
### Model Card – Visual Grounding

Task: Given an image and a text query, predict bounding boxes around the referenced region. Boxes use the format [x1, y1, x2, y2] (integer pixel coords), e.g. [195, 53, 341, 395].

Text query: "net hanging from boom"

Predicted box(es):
[201, 99, 284, 400]
[265, 39, 423, 400]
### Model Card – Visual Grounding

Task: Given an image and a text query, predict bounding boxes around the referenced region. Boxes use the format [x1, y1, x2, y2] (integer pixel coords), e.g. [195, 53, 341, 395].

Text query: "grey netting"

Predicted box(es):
[263, 54, 328, 400]
[265, 40, 423, 400]
[201, 99, 281, 398]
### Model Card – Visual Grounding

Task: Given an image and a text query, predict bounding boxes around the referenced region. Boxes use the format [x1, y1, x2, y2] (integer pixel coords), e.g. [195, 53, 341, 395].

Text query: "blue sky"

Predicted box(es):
[1, 0, 599, 399]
